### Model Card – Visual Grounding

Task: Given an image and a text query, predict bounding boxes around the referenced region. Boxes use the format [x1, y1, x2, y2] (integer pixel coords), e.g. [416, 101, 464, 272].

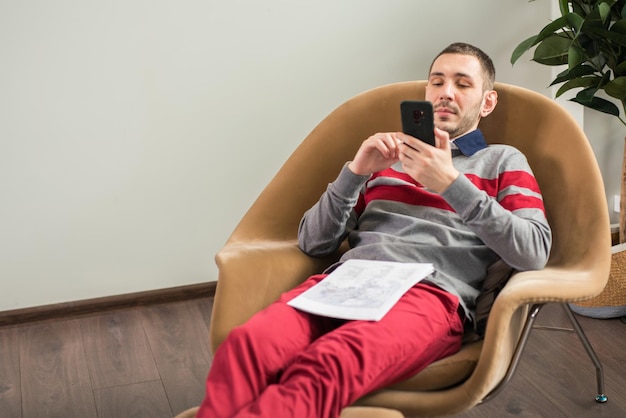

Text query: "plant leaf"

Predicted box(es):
[581, 2, 611, 37]
[568, 44, 586, 68]
[511, 15, 577, 65]
[602, 29, 626, 46]
[559, 0, 570, 17]
[533, 35, 571, 65]
[616, 60, 626, 76]
[612, 18, 626, 34]
[600, 70, 613, 87]
[511, 35, 539, 65]
[599, 2, 613, 23]
[551, 64, 597, 85]
[555, 76, 603, 98]
[567, 12, 585, 33]
[578, 86, 598, 102]
[537, 15, 573, 39]
[571, 0, 587, 17]
[571, 93, 621, 116]
[605, 76, 626, 101]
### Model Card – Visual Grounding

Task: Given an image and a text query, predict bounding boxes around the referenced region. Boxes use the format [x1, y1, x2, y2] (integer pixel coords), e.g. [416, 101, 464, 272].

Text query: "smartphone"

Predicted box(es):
[400, 100, 435, 146]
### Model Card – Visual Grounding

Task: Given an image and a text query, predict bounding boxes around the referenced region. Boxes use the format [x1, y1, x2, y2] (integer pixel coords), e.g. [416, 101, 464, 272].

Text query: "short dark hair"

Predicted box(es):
[430, 42, 496, 91]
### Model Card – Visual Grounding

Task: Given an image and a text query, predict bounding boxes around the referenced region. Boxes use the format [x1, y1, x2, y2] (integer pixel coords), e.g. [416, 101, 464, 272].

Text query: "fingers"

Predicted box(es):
[369, 133, 401, 158]
[396, 129, 458, 193]
[396, 132, 426, 159]
[397, 129, 451, 157]
[434, 127, 450, 149]
[349, 133, 402, 175]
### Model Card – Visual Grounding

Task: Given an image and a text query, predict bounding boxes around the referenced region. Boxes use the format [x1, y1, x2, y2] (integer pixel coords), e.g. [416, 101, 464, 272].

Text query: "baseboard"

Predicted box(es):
[0, 281, 217, 327]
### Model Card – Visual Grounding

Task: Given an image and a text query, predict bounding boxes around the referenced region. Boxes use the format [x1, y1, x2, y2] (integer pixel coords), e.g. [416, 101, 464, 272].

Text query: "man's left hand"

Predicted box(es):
[397, 128, 460, 194]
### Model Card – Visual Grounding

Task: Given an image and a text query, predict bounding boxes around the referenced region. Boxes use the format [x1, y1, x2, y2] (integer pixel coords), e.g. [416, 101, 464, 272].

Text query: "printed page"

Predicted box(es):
[287, 259, 434, 321]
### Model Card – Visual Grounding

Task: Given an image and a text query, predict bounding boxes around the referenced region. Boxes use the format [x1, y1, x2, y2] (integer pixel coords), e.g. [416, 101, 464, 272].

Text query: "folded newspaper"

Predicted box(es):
[287, 259, 434, 321]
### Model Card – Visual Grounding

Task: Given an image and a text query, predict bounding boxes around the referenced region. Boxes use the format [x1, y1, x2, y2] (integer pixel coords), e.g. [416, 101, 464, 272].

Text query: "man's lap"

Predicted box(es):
[239, 274, 464, 390]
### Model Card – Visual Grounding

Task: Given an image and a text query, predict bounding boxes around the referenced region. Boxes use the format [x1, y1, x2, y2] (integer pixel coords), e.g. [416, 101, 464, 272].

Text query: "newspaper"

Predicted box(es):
[287, 259, 434, 321]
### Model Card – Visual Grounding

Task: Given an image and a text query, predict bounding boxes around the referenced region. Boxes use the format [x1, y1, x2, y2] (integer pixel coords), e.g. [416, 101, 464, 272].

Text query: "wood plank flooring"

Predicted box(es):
[0, 297, 213, 418]
[0, 297, 624, 417]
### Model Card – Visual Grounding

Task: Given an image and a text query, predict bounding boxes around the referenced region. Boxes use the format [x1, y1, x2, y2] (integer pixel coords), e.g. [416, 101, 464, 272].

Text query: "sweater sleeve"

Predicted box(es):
[440, 153, 552, 271]
[298, 164, 370, 257]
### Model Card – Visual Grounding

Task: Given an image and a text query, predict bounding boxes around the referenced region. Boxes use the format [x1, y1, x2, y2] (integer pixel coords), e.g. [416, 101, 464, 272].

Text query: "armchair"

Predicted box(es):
[207, 81, 611, 416]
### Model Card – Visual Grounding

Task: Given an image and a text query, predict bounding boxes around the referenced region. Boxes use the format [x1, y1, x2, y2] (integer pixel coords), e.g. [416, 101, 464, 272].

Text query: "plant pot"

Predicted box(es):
[570, 243, 626, 319]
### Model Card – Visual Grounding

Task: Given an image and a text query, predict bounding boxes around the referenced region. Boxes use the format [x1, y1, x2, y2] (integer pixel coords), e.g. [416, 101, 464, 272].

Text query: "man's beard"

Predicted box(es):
[435, 100, 481, 139]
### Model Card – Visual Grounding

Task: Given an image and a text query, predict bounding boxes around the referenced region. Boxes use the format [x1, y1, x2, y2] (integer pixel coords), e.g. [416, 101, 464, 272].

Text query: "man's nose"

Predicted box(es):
[440, 83, 454, 100]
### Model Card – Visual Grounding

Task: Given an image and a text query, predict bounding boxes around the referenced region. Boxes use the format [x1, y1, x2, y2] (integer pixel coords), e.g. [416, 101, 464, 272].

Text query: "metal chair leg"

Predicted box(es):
[481, 304, 544, 403]
[561, 303, 608, 403]
[482, 303, 608, 404]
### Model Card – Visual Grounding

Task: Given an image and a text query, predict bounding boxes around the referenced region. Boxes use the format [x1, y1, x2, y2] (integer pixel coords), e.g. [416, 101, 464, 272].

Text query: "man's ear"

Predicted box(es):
[480, 90, 498, 117]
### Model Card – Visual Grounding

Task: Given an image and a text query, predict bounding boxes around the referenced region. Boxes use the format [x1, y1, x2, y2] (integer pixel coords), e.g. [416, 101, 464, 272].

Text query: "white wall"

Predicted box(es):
[0, 0, 554, 311]
[586, 107, 624, 225]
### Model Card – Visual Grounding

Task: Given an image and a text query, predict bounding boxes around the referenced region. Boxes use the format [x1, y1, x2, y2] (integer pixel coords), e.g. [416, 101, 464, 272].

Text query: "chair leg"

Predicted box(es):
[561, 303, 608, 403]
[481, 304, 544, 403]
[482, 303, 608, 404]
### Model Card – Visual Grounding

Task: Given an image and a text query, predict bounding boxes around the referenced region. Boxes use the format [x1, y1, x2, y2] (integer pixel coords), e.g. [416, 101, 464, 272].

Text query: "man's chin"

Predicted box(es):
[435, 121, 455, 132]
[436, 123, 463, 139]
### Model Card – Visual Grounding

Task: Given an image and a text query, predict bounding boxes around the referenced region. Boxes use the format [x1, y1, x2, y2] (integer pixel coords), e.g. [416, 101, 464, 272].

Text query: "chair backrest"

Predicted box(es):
[232, 80, 610, 277]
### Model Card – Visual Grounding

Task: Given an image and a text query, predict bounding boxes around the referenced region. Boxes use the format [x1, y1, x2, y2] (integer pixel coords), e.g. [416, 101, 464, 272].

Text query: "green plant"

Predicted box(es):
[511, 0, 626, 126]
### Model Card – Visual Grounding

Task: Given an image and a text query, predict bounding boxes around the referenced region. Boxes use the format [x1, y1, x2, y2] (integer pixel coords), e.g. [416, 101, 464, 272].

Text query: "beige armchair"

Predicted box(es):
[203, 81, 611, 417]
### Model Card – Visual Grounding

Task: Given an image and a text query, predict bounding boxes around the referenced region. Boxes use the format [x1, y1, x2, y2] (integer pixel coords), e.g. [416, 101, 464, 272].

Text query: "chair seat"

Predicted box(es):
[174, 407, 198, 418]
[389, 340, 483, 391]
[341, 406, 405, 417]
[174, 406, 405, 417]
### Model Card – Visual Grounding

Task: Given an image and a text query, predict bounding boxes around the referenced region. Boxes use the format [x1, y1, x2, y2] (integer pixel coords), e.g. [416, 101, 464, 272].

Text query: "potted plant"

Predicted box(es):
[511, 0, 626, 319]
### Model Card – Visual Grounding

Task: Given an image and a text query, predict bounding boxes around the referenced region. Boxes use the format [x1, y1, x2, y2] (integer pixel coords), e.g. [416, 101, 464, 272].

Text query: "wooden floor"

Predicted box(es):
[0, 297, 214, 418]
[0, 298, 624, 417]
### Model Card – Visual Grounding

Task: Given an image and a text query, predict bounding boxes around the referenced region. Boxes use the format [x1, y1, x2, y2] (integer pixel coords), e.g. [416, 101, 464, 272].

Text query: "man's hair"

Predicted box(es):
[431, 42, 496, 91]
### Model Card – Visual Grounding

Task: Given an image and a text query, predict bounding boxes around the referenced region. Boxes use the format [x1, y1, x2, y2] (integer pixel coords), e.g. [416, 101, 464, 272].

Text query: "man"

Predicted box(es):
[197, 42, 552, 418]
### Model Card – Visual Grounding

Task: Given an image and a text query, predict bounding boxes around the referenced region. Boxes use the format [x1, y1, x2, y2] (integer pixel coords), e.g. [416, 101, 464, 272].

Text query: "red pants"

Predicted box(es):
[197, 275, 464, 418]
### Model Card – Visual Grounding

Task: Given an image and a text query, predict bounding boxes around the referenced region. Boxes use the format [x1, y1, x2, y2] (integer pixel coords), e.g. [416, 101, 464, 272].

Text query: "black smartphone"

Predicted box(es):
[400, 100, 435, 146]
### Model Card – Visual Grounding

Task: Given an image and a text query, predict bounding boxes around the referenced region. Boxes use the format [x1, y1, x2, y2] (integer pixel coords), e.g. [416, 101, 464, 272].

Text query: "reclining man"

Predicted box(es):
[197, 42, 552, 418]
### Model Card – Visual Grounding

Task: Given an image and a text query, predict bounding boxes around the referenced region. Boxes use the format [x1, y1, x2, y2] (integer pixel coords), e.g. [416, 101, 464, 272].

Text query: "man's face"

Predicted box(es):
[425, 53, 490, 139]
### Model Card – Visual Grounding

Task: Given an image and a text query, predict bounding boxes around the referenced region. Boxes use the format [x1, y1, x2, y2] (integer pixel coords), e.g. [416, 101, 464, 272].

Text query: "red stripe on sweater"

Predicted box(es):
[355, 194, 366, 216]
[364, 185, 454, 212]
[465, 171, 542, 198]
[499, 194, 545, 213]
[364, 169, 545, 213]
[466, 171, 545, 213]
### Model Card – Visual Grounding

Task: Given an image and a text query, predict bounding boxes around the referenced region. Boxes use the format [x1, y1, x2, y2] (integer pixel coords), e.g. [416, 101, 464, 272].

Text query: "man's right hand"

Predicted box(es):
[348, 133, 402, 176]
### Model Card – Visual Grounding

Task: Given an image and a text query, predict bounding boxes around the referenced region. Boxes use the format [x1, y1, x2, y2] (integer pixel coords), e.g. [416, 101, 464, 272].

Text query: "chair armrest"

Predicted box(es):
[209, 240, 338, 353]
[495, 265, 610, 310]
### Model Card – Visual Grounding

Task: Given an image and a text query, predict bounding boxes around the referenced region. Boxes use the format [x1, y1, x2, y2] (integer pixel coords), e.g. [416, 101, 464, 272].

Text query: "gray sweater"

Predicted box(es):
[298, 129, 552, 320]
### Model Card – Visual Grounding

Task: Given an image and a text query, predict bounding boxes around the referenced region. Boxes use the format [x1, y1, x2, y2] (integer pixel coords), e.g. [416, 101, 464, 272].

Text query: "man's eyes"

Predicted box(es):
[429, 79, 472, 88]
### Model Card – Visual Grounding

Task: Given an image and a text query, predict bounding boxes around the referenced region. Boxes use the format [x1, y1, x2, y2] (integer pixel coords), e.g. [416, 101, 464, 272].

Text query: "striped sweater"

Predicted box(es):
[298, 129, 552, 320]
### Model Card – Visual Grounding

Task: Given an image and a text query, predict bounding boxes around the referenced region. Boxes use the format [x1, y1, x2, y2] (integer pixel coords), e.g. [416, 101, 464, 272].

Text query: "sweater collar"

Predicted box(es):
[451, 129, 487, 157]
